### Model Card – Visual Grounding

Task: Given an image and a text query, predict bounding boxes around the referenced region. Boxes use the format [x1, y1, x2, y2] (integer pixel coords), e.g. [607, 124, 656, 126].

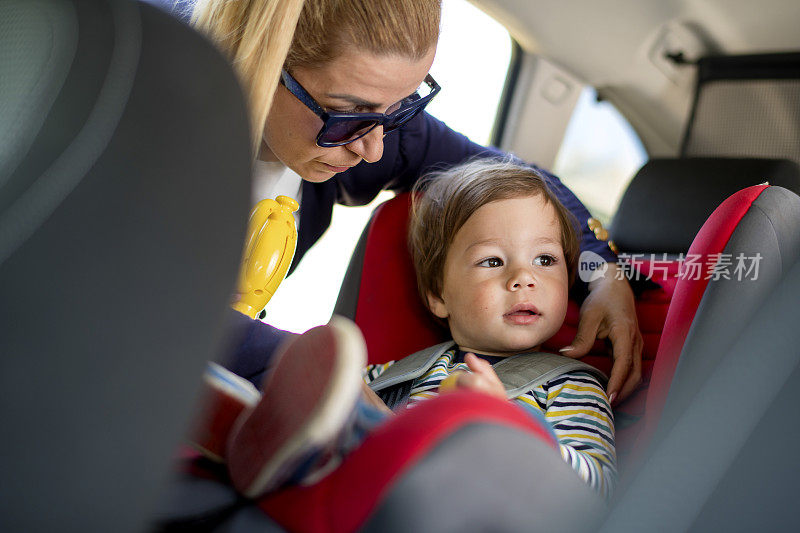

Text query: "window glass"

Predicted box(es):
[426, 0, 513, 145]
[264, 0, 514, 333]
[552, 87, 647, 225]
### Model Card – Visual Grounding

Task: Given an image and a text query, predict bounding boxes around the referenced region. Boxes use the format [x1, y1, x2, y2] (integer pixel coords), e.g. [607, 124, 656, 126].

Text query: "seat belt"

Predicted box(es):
[370, 342, 608, 410]
[494, 351, 608, 398]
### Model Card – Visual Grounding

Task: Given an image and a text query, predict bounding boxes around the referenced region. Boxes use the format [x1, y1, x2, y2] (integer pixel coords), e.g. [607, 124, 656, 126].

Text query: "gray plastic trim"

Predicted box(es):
[0, 0, 77, 188]
[0, 0, 141, 266]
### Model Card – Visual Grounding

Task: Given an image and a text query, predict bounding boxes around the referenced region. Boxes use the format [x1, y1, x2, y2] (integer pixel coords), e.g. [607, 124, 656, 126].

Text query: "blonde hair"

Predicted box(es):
[191, 0, 441, 155]
[409, 159, 580, 309]
[192, 0, 305, 154]
[286, 0, 441, 70]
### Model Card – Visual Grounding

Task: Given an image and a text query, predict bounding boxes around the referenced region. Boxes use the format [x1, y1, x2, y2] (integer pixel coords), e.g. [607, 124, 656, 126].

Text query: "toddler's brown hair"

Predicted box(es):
[408, 158, 580, 309]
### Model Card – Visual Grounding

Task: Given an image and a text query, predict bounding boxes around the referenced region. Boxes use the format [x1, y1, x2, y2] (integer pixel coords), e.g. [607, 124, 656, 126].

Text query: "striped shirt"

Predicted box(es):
[363, 348, 617, 497]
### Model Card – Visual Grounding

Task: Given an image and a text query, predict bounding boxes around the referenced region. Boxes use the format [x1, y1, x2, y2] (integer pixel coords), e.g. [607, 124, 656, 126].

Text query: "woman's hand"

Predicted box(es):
[439, 353, 507, 400]
[561, 263, 643, 405]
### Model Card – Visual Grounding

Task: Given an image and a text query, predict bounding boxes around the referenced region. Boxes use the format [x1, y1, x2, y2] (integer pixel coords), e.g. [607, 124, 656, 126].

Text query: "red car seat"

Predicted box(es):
[631, 183, 800, 468]
[604, 156, 800, 464]
[332, 191, 667, 469]
[333, 181, 800, 481]
[603, 194, 800, 528]
[607, 158, 800, 472]
[165, 390, 597, 532]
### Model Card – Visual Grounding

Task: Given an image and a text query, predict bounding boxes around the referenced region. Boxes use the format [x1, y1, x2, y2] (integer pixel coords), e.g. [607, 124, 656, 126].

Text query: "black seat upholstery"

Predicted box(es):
[609, 157, 800, 254]
[0, 0, 252, 530]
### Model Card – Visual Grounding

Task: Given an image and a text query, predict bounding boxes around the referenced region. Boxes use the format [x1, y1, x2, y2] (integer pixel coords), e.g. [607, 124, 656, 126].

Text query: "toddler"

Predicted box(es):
[205, 159, 616, 499]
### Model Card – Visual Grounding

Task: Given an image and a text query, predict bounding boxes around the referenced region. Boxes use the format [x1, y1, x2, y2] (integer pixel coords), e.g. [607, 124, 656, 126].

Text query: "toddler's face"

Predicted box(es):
[428, 195, 569, 356]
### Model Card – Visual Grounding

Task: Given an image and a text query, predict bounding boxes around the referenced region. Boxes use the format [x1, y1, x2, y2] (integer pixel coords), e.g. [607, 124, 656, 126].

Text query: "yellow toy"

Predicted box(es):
[232, 195, 299, 318]
[437, 372, 464, 393]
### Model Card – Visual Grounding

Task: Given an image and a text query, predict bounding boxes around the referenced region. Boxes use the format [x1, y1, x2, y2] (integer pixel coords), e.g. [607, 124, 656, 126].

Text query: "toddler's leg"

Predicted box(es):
[226, 316, 369, 498]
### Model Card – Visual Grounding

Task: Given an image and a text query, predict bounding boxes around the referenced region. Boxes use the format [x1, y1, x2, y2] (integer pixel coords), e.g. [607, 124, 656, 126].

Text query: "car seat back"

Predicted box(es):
[631, 184, 800, 473]
[335, 193, 449, 365]
[0, 1, 252, 530]
[603, 256, 800, 531]
[604, 156, 800, 460]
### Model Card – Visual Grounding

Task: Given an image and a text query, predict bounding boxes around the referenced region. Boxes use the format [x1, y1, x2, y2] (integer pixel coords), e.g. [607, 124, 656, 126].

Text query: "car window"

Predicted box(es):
[263, 0, 514, 333]
[552, 86, 648, 225]
[426, 0, 513, 145]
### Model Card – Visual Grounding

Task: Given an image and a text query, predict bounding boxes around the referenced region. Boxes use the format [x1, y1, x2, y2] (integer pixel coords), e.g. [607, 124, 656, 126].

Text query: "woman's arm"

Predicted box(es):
[219, 309, 297, 388]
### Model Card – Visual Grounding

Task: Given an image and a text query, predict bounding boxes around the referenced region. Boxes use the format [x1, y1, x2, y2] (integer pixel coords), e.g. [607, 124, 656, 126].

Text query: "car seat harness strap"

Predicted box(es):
[370, 341, 608, 410]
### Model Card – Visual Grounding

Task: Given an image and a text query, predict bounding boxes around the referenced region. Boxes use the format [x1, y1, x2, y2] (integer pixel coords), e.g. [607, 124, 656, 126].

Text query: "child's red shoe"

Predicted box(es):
[189, 362, 261, 462]
[227, 316, 366, 498]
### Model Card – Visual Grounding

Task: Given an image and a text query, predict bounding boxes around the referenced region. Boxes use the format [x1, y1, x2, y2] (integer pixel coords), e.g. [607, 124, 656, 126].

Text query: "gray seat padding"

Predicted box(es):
[0, 0, 252, 531]
[654, 185, 800, 428]
[363, 424, 606, 533]
[602, 186, 800, 530]
[602, 256, 800, 532]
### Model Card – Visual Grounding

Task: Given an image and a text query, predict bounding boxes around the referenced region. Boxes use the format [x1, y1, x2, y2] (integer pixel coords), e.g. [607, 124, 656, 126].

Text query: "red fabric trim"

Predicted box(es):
[639, 184, 769, 449]
[354, 193, 448, 364]
[258, 392, 557, 532]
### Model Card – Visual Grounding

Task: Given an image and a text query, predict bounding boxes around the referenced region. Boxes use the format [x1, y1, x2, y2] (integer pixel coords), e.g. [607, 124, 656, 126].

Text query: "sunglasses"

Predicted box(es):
[279, 69, 441, 147]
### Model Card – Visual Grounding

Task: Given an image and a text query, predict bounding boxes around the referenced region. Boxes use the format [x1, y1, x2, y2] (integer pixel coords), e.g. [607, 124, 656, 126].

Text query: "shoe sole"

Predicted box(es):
[227, 316, 366, 498]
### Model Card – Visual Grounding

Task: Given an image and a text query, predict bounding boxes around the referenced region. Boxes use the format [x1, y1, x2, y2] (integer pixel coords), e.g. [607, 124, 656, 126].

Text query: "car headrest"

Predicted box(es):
[610, 157, 800, 254]
[0, 0, 251, 530]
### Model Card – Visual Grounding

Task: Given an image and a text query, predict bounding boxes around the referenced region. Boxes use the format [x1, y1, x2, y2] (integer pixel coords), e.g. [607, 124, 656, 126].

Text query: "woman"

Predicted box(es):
[191, 0, 642, 404]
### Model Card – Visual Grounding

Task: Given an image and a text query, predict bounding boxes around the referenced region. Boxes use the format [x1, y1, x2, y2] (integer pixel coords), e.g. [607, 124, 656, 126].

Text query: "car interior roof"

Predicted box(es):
[475, 0, 800, 157]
